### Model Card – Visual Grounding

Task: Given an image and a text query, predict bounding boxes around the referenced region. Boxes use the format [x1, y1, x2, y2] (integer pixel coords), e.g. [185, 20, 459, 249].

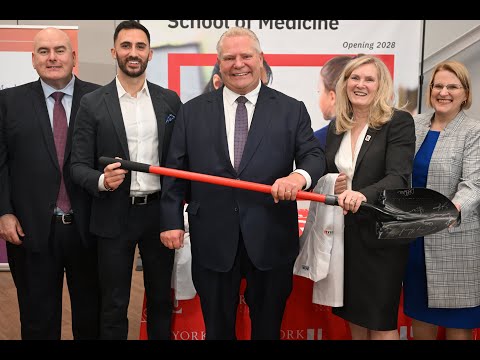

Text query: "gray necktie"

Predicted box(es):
[234, 96, 248, 171]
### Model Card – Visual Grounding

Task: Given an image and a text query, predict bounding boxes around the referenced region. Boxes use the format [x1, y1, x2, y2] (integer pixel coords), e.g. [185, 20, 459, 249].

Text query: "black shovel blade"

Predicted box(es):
[374, 188, 459, 240]
[377, 215, 457, 240]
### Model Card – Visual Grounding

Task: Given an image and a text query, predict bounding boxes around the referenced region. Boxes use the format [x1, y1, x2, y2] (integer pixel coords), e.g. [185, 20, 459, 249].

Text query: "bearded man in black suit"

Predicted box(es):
[71, 20, 182, 340]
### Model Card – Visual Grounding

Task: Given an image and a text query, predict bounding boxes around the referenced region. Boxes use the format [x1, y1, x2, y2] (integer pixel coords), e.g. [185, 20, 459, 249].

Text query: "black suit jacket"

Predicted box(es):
[0, 78, 100, 252]
[71, 79, 182, 238]
[325, 109, 415, 246]
[160, 85, 324, 272]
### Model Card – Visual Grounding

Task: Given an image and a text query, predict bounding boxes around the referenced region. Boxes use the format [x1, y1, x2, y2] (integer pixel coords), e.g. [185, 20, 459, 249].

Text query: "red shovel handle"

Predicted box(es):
[98, 157, 335, 204]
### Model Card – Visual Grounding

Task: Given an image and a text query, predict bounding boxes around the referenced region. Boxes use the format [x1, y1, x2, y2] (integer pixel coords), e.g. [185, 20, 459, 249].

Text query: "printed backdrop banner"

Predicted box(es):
[0, 25, 78, 270]
[142, 20, 422, 131]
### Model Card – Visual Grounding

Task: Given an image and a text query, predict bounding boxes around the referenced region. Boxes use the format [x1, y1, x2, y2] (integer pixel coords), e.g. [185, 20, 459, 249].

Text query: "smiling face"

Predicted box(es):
[218, 35, 263, 95]
[112, 28, 152, 79]
[32, 28, 76, 89]
[346, 63, 379, 111]
[430, 69, 467, 119]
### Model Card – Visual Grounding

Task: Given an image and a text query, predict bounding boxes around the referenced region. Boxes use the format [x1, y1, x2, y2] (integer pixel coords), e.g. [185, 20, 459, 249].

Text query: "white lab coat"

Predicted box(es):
[293, 173, 345, 307]
[171, 205, 197, 300]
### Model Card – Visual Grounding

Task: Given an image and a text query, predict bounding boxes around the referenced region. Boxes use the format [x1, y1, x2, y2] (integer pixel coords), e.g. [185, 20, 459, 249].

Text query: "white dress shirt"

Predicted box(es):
[99, 77, 160, 195]
[40, 75, 75, 128]
[222, 82, 312, 189]
[334, 124, 369, 190]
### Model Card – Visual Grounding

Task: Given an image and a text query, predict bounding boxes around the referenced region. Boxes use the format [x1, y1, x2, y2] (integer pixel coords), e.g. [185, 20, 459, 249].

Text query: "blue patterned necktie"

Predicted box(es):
[234, 96, 248, 171]
[51, 91, 71, 213]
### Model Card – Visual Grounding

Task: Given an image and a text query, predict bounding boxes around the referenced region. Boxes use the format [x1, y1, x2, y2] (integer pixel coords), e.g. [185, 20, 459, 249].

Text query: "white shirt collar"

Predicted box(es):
[115, 76, 150, 98]
[41, 74, 75, 99]
[223, 80, 262, 106]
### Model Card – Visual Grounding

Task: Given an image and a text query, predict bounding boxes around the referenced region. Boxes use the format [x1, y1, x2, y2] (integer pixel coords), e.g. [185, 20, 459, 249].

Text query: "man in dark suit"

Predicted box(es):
[71, 20, 182, 340]
[0, 27, 100, 339]
[159, 27, 324, 340]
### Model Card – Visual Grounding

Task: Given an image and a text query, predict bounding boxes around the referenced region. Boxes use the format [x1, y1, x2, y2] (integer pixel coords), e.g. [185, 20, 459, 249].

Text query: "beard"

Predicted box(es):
[117, 56, 148, 78]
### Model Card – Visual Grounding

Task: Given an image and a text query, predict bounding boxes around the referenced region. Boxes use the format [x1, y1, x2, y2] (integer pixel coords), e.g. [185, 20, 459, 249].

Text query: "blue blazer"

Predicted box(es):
[160, 84, 324, 271]
[314, 123, 329, 151]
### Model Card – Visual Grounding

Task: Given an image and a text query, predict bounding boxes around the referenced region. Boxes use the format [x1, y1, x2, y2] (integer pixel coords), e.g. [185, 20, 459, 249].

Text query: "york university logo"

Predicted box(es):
[280, 328, 323, 340]
[306, 328, 322, 340]
[172, 330, 206, 340]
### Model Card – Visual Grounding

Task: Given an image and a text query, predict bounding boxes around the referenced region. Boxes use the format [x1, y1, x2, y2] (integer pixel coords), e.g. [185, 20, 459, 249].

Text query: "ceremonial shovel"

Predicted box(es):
[99, 157, 459, 240]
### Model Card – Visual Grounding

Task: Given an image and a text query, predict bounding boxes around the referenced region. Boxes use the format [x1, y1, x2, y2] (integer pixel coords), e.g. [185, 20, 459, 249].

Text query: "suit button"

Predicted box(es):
[234, 207, 238, 212]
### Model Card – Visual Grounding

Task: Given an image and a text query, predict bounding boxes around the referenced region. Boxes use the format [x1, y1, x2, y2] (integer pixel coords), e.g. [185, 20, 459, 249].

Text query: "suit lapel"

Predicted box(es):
[31, 81, 59, 170]
[326, 126, 343, 172]
[64, 78, 83, 164]
[104, 80, 129, 160]
[415, 115, 431, 155]
[354, 127, 378, 172]
[210, 89, 235, 175]
[149, 82, 166, 165]
[237, 85, 274, 174]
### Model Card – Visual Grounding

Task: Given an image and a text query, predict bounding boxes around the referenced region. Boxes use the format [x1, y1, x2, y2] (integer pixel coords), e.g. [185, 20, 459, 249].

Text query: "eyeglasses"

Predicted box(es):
[431, 83, 464, 92]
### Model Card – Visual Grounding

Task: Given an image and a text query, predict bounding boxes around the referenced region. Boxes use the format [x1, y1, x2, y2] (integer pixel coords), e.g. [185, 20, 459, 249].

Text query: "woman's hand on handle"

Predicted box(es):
[337, 190, 367, 215]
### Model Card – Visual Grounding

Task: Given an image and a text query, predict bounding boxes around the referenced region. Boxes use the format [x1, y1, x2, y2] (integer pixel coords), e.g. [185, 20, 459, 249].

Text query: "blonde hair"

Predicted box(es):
[335, 55, 395, 134]
[426, 60, 472, 110]
[216, 27, 262, 57]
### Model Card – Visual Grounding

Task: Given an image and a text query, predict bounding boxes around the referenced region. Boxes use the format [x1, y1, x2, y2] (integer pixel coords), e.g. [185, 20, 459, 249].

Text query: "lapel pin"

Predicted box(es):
[365, 135, 371, 142]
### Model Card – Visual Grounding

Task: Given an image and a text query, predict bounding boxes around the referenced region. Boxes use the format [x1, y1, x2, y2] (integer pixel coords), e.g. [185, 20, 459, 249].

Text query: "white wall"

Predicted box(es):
[422, 20, 480, 119]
